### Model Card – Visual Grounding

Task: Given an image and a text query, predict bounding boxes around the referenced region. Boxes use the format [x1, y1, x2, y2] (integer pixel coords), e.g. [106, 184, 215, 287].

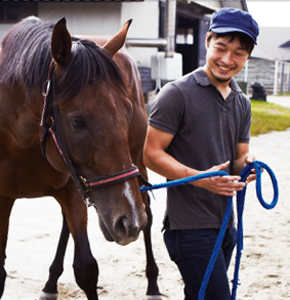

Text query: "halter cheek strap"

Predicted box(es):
[40, 60, 150, 205]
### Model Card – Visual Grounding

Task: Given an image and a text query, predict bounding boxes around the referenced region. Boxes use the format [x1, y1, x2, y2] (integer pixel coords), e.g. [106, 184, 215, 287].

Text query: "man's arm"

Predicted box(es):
[143, 126, 246, 197]
[143, 126, 196, 180]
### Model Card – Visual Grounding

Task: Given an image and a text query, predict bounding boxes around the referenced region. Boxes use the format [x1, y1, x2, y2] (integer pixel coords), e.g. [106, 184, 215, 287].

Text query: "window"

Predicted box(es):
[176, 28, 194, 45]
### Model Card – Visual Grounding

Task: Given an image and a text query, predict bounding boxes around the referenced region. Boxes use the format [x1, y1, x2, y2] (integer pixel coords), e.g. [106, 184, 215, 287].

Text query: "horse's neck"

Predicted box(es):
[0, 86, 42, 150]
[114, 52, 144, 108]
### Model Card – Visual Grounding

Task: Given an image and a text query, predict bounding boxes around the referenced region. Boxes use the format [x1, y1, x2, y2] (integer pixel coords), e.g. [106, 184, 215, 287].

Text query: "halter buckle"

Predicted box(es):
[79, 176, 90, 194]
[42, 79, 51, 97]
[80, 175, 87, 184]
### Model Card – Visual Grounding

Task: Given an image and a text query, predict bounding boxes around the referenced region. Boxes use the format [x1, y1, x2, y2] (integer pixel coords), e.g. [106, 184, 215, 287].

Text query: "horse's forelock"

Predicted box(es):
[55, 39, 125, 103]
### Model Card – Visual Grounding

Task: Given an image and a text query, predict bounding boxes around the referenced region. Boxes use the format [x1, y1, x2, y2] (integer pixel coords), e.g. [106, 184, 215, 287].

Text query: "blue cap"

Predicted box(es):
[209, 8, 259, 44]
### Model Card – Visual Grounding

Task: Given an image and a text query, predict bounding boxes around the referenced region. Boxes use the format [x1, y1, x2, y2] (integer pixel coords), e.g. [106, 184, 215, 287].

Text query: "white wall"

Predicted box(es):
[121, 0, 160, 67]
[0, 24, 14, 43]
[0, 1, 160, 68]
[0, 3, 123, 42]
[39, 1, 161, 68]
[121, 1, 159, 39]
[39, 2, 122, 36]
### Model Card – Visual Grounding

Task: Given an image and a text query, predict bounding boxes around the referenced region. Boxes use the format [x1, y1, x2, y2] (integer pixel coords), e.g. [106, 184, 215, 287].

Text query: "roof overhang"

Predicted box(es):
[11, 0, 144, 2]
[176, 0, 215, 21]
[176, 0, 247, 21]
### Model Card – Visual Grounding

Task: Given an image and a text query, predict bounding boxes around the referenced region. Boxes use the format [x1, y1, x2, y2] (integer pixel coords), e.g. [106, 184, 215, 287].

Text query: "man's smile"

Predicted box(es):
[219, 65, 231, 71]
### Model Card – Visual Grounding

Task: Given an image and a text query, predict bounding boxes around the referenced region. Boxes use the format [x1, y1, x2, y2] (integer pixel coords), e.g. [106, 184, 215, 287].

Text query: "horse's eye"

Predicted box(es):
[72, 117, 86, 129]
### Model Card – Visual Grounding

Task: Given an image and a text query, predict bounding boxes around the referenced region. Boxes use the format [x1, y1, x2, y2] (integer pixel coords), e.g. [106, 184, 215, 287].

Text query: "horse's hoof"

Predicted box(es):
[146, 296, 165, 300]
[39, 292, 58, 300]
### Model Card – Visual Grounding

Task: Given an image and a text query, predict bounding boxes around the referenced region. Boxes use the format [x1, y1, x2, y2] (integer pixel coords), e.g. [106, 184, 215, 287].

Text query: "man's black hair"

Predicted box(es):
[207, 31, 255, 54]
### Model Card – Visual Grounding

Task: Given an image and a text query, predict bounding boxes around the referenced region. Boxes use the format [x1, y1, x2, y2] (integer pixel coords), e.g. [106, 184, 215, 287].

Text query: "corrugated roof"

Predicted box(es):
[194, 0, 247, 12]
[250, 45, 273, 61]
[251, 27, 290, 62]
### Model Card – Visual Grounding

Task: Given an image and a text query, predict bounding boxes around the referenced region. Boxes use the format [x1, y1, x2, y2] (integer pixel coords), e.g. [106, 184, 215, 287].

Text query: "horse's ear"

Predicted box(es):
[51, 18, 72, 66]
[103, 19, 132, 57]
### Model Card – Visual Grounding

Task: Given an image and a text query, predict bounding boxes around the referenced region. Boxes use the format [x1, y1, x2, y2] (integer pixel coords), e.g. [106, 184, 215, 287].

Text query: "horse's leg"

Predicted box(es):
[0, 197, 15, 298]
[143, 193, 161, 297]
[72, 229, 99, 300]
[0, 263, 5, 299]
[56, 181, 98, 300]
[39, 212, 70, 300]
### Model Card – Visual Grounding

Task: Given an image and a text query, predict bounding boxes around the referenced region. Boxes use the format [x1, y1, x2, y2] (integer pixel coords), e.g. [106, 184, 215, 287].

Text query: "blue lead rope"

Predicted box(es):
[230, 161, 278, 300]
[140, 160, 279, 300]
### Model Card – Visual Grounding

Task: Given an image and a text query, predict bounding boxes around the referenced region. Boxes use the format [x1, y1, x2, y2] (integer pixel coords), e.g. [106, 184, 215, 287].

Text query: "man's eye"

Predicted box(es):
[216, 47, 225, 52]
[235, 52, 247, 57]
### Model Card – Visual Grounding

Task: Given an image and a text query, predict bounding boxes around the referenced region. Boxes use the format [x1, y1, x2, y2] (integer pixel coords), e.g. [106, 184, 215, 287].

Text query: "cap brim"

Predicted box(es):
[211, 27, 257, 44]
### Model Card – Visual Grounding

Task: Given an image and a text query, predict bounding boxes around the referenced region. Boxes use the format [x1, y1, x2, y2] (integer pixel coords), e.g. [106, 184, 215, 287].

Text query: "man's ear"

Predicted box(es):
[205, 32, 211, 49]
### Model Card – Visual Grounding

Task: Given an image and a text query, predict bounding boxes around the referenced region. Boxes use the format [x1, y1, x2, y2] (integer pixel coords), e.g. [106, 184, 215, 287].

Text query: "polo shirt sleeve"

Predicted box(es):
[148, 82, 184, 135]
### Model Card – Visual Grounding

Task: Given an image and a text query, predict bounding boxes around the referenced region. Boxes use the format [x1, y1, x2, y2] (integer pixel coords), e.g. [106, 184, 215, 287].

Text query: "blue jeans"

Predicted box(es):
[164, 227, 236, 300]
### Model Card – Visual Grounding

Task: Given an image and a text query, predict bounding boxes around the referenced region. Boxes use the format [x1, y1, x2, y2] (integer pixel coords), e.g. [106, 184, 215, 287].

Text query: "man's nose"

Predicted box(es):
[221, 52, 233, 65]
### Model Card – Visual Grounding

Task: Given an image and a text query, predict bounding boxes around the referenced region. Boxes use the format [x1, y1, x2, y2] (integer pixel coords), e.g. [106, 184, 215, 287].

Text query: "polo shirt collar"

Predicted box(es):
[193, 67, 243, 94]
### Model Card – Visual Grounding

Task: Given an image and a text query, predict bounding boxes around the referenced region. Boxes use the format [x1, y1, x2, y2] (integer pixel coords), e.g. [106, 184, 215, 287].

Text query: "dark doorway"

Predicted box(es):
[176, 16, 199, 75]
[175, 15, 209, 75]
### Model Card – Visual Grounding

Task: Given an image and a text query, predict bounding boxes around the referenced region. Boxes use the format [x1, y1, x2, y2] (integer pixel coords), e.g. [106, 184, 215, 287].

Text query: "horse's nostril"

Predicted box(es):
[114, 216, 128, 237]
[114, 216, 139, 238]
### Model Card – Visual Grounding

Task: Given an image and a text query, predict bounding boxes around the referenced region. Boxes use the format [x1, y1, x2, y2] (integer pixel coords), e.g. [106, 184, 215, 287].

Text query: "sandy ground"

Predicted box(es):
[2, 97, 290, 300]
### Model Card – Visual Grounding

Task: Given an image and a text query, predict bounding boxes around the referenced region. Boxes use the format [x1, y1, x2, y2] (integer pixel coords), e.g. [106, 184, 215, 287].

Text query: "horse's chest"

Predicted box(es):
[0, 150, 70, 199]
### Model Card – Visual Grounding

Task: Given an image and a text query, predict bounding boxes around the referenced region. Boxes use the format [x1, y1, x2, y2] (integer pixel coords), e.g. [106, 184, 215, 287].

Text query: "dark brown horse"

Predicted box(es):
[0, 17, 160, 299]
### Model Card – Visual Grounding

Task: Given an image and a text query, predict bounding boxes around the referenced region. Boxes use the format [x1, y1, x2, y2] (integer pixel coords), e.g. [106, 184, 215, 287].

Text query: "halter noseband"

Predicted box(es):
[40, 60, 149, 205]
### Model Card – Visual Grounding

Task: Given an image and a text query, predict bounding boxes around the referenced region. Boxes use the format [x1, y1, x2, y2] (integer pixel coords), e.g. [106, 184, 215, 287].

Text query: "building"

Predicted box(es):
[0, 0, 248, 99]
[234, 27, 290, 95]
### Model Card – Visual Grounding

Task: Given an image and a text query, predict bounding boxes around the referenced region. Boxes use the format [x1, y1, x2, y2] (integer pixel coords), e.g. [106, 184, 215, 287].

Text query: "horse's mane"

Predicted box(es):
[0, 16, 124, 102]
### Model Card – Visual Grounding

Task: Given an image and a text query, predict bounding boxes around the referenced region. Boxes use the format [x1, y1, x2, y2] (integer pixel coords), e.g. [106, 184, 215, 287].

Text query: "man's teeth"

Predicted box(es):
[220, 66, 230, 71]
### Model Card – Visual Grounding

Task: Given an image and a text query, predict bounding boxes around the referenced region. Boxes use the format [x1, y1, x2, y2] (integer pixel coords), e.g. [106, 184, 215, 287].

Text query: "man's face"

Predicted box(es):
[204, 33, 250, 85]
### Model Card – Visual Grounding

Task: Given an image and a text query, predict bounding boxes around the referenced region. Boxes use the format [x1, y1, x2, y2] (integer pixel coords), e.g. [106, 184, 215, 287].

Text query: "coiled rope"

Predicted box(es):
[140, 160, 279, 300]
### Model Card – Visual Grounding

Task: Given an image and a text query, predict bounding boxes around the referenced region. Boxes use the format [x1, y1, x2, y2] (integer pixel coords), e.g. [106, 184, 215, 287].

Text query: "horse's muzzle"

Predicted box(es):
[98, 213, 147, 246]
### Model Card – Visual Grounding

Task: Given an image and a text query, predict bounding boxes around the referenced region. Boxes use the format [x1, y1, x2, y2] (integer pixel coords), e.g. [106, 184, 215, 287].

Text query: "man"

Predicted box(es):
[143, 7, 259, 300]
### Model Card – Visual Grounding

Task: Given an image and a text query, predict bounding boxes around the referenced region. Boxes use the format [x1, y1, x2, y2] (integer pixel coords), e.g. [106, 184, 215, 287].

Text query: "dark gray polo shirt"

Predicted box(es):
[149, 67, 251, 230]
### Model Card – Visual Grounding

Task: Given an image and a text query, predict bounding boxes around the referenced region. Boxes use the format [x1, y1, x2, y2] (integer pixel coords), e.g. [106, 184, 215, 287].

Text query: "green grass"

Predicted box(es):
[251, 100, 290, 136]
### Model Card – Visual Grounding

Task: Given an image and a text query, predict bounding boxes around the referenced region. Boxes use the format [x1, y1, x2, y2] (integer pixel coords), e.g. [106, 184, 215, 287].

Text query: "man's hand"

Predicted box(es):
[234, 145, 258, 184]
[244, 153, 257, 184]
[192, 161, 246, 197]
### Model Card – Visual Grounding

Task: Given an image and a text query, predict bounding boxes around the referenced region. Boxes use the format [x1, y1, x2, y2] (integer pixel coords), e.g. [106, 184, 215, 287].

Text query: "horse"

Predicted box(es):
[0, 16, 160, 299]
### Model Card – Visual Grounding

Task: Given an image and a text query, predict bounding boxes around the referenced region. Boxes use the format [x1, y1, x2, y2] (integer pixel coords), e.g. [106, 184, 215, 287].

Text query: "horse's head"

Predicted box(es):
[44, 18, 147, 246]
